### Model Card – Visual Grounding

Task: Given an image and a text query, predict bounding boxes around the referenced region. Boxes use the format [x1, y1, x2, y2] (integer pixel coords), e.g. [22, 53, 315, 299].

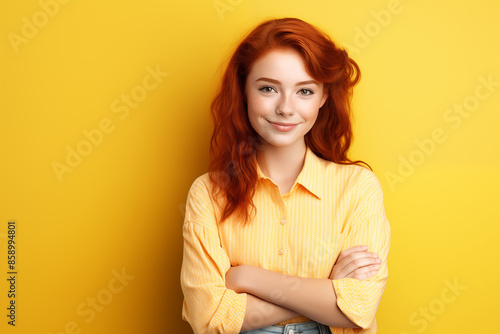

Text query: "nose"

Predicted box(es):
[276, 93, 293, 116]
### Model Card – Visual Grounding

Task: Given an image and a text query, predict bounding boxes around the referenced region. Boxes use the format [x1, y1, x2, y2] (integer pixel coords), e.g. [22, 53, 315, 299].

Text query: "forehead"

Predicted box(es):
[247, 48, 312, 80]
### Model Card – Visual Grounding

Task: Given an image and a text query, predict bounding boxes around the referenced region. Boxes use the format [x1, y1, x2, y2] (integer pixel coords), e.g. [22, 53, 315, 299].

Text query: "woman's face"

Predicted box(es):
[244, 48, 327, 149]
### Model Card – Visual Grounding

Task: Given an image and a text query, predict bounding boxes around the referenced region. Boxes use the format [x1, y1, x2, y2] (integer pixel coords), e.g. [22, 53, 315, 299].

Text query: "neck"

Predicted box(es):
[256, 138, 307, 184]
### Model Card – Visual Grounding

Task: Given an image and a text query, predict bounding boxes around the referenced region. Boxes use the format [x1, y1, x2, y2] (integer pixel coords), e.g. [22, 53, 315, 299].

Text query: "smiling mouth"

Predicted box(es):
[268, 120, 299, 126]
[268, 120, 299, 132]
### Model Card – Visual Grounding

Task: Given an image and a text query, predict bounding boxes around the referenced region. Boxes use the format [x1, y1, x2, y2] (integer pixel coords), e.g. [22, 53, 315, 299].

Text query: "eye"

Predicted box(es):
[259, 85, 277, 93]
[299, 89, 314, 96]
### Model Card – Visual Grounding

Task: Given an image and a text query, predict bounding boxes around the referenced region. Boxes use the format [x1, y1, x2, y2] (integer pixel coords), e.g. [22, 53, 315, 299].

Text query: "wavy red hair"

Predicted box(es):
[209, 17, 372, 227]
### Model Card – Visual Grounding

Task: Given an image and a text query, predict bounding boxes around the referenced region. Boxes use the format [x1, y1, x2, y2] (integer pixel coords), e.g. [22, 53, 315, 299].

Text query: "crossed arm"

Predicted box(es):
[227, 265, 358, 331]
[226, 245, 382, 331]
[223, 172, 391, 332]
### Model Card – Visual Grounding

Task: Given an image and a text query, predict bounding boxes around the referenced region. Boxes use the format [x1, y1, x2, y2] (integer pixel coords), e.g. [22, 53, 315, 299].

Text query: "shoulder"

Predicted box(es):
[326, 162, 383, 198]
[187, 172, 213, 195]
[344, 166, 385, 203]
[184, 172, 219, 227]
[357, 167, 383, 195]
[320, 159, 377, 190]
[185, 172, 214, 209]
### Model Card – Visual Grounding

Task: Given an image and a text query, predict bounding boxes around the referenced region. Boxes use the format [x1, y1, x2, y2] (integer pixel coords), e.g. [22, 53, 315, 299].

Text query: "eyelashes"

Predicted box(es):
[259, 85, 276, 93]
[299, 88, 315, 96]
[258, 85, 315, 96]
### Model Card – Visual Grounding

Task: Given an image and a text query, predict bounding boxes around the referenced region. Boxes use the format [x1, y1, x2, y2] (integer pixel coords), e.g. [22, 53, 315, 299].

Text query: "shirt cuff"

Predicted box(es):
[332, 278, 377, 329]
[211, 289, 248, 333]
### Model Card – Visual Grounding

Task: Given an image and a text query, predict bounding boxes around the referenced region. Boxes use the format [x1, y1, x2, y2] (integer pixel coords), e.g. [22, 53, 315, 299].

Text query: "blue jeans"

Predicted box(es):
[240, 320, 332, 334]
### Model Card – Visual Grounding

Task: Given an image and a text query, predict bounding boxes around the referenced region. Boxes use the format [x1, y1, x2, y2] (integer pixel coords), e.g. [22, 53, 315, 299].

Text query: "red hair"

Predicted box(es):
[209, 17, 372, 227]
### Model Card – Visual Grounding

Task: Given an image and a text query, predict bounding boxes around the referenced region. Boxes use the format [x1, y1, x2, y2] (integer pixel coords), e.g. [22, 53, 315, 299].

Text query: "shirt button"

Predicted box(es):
[278, 249, 283, 255]
[280, 219, 287, 225]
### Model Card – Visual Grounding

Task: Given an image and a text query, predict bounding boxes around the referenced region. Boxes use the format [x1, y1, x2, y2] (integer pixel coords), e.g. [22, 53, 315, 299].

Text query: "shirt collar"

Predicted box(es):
[255, 145, 324, 199]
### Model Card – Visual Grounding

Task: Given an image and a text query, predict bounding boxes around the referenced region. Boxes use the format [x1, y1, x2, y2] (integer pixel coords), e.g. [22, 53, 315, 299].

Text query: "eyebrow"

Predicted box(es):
[255, 77, 319, 86]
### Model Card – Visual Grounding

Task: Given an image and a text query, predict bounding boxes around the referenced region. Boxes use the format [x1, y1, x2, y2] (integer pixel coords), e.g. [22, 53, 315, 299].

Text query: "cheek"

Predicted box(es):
[247, 94, 271, 118]
[300, 102, 321, 121]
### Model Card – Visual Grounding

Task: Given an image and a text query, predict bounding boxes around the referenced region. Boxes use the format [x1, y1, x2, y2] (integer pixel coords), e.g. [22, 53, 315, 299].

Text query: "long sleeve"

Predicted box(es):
[180, 175, 248, 334]
[331, 169, 391, 330]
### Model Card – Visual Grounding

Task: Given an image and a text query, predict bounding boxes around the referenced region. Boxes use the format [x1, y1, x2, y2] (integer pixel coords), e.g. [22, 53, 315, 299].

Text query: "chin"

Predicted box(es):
[263, 138, 298, 147]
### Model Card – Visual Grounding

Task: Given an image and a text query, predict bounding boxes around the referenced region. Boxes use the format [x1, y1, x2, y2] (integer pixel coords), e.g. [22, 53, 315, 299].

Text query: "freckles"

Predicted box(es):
[248, 106, 266, 123]
[303, 106, 320, 120]
[249, 98, 271, 117]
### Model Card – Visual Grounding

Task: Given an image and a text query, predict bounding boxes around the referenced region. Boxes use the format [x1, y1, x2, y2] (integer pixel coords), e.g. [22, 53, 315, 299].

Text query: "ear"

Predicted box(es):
[319, 91, 328, 109]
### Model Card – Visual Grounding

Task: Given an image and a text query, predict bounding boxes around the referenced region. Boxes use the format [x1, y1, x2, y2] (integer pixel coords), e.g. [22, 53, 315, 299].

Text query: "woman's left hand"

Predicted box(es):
[225, 264, 246, 293]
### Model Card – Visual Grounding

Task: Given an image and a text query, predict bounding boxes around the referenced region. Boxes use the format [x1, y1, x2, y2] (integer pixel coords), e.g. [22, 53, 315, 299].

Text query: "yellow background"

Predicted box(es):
[1, 0, 499, 333]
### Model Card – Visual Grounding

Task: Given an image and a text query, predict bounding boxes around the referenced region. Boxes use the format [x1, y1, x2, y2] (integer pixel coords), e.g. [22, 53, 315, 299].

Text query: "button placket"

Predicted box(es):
[276, 190, 288, 269]
[278, 218, 286, 255]
[278, 214, 287, 255]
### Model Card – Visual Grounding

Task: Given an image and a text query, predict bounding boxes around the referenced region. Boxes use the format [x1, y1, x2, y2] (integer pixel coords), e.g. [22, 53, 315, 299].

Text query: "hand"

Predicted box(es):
[329, 245, 381, 281]
[225, 264, 245, 293]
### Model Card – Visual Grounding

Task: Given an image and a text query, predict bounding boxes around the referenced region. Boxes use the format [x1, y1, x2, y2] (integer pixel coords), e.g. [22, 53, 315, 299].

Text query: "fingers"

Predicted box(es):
[335, 245, 378, 265]
[335, 246, 380, 273]
[335, 245, 369, 264]
[341, 256, 381, 278]
[330, 245, 381, 280]
[345, 263, 381, 281]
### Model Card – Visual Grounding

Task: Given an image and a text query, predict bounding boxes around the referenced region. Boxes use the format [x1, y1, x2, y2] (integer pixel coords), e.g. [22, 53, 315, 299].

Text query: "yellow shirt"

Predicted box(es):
[180, 145, 391, 333]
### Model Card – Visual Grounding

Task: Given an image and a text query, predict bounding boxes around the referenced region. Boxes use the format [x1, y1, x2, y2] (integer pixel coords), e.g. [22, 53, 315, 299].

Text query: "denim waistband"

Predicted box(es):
[243, 320, 331, 334]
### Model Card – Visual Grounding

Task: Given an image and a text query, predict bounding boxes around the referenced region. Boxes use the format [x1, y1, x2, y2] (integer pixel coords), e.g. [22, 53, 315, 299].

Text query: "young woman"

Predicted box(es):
[180, 17, 391, 334]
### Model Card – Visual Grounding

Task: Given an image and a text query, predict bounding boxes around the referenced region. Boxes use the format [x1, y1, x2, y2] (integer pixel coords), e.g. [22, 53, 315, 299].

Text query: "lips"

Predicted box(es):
[270, 122, 298, 126]
[268, 121, 299, 132]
